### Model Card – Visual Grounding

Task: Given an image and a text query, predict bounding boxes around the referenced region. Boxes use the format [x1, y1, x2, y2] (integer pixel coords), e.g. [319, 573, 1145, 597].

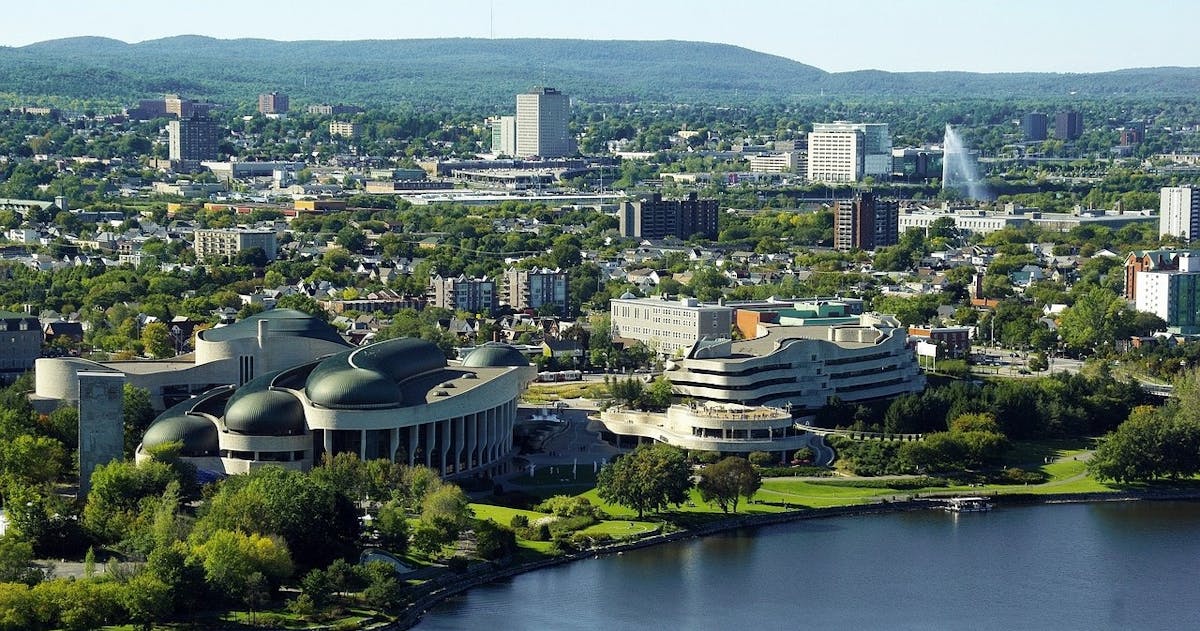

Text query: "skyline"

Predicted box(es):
[4, 0, 1199, 75]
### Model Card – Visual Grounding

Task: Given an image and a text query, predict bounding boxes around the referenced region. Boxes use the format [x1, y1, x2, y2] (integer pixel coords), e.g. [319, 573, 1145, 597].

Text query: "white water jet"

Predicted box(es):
[942, 124, 990, 200]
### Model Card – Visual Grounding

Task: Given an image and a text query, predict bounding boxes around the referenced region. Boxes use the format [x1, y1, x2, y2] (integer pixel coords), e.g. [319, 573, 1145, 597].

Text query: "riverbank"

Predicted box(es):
[389, 486, 1200, 630]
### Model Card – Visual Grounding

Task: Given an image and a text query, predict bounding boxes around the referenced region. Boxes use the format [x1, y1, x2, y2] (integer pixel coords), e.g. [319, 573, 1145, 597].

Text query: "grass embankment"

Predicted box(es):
[521, 381, 608, 403]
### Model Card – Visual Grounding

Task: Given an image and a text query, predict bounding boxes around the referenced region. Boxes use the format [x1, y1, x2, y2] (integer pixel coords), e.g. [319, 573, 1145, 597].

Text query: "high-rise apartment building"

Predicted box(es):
[1055, 111, 1083, 140]
[504, 267, 569, 314]
[1021, 113, 1048, 141]
[515, 87, 574, 158]
[193, 228, 277, 262]
[428, 275, 497, 314]
[834, 192, 898, 251]
[806, 122, 891, 183]
[168, 116, 219, 161]
[1136, 252, 1200, 334]
[258, 92, 289, 115]
[1160, 186, 1200, 241]
[618, 192, 719, 240]
[490, 116, 517, 157]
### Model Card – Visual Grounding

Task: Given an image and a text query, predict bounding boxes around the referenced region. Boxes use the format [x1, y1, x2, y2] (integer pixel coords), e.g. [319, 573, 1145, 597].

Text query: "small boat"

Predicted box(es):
[943, 496, 993, 512]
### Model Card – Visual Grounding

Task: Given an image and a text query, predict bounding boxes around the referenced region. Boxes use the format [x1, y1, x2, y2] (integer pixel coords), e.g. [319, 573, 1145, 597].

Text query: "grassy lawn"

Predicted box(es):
[471, 503, 546, 525]
[577, 519, 659, 538]
[522, 382, 608, 403]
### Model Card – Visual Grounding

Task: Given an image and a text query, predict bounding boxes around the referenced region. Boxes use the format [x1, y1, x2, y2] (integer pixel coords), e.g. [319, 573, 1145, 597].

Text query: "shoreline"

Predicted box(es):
[387, 487, 1200, 630]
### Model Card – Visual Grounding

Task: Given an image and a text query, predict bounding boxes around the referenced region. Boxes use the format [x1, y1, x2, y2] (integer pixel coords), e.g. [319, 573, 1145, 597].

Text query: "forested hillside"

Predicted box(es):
[2, 36, 1200, 108]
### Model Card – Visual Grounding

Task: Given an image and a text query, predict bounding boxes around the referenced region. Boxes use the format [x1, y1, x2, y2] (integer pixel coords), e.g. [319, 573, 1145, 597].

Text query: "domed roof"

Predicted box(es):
[142, 414, 219, 457]
[619, 291, 637, 300]
[303, 338, 448, 409]
[224, 389, 306, 436]
[306, 365, 403, 408]
[462, 342, 529, 368]
[199, 308, 351, 347]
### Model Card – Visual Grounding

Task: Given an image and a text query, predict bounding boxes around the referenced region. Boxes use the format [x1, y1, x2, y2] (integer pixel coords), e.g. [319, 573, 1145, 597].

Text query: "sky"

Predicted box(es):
[4, 0, 1199, 74]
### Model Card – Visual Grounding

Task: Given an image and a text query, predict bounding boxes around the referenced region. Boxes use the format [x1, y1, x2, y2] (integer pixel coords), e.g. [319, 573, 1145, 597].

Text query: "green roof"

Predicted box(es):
[199, 309, 349, 346]
[143, 414, 219, 456]
[223, 371, 306, 436]
[304, 337, 447, 409]
[462, 342, 529, 368]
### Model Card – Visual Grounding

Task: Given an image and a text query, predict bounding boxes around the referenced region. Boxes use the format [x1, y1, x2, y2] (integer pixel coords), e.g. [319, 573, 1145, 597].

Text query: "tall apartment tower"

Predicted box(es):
[1160, 186, 1200, 241]
[618, 192, 719, 240]
[806, 122, 891, 183]
[1055, 111, 1083, 140]
[834, 192, 898, 251]
[258, 92, 289, 115]
[1021, 113, 1048, 141]
[168, 116, 219, 161]
[490, 116, 517, 157]
[515, 87, 574, 158]
[428, 275, 497, 314]
[504, 267, 569, 315]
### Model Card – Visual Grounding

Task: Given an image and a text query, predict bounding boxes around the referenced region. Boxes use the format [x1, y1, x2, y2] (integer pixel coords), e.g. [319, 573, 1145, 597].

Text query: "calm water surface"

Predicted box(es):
[415, 501, 1200, 631]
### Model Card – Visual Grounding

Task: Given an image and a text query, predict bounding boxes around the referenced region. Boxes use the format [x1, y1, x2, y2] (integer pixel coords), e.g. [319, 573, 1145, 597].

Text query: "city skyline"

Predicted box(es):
[4, 0, 1199, 74]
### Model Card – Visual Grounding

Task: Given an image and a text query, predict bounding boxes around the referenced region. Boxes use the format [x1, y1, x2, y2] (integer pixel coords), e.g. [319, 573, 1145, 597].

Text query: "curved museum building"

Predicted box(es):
[135, 339, 534, 477]
[34, 309, 355, 411]
[666, 313, 925, 416]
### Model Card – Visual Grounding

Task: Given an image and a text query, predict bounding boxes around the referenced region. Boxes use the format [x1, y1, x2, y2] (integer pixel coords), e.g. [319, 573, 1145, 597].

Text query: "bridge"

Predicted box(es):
[1140, 382, 1174, 398]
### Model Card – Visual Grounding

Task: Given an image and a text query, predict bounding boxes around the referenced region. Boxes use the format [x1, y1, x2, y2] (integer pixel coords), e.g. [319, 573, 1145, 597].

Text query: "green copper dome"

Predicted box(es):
[461, 342, 529, 368]
[142, 414, 219, 456]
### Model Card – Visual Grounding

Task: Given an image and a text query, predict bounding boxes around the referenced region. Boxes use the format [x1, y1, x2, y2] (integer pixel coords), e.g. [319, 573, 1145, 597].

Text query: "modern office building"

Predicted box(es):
[596, 402, 821, 460]
[892, 148, 944, 181]
[1135, 252, 1200, 334]
[1055, 111, 1083, 140]
[1160, 186, 1200, 241]
[807, 122, 891, 183]
[833, 192, 898, 251]
[168, 116, 219, 161]
[747, 152, 799, 173]
[428, 275, 498, 314]
[1021, 113, 1048, 142]
[1124, 248, 1200, 300]
[193, 228, 278, 262]
[515, 87, 574, 158]
[0, 311, 44, 383]
[490, 115, 517, 157]
[134, 338, 534, 477]
[503, 267, 568, 314]
[257, 92, 289, 115]
[610, 294, 734, 357]
[663, 313, 925, 414]
[329, 121, 359, 138]
[618, 192, 719, 240]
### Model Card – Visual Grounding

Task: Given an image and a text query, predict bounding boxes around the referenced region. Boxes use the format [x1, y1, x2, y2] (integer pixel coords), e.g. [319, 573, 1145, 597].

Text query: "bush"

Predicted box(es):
[694, 451, 721, 465]
[756, 465, 833, 478]
[509, 514, 529, 529]
[748, 451, 777, 467]
[474, 521, 517, 560]
[535, 495, 602, 518]
[445, 556, 470, 573]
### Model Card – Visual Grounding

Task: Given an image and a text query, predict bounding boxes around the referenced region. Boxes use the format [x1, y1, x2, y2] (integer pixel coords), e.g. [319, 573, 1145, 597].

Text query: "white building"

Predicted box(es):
[515, 87, 574, 158]
[489, 115, 517, 157]
[665, 313, 924, 414]
[747, 152, 799, 173]
[610, 294, 734, 357]
[193, 228, 278, 262]
[1160, 186, 1200, 241]
[1135, 252, 1200, 334]
[807, 122, 891, 183]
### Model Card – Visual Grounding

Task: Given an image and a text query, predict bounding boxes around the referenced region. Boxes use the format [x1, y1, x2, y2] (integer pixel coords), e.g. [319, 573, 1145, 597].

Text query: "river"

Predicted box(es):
[415, 501, 1200, 630]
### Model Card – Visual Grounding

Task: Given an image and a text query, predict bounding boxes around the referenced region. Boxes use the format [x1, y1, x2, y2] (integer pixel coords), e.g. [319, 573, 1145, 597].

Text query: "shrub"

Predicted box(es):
[748, 452, 777, 467]
[509, 514, 529, 529]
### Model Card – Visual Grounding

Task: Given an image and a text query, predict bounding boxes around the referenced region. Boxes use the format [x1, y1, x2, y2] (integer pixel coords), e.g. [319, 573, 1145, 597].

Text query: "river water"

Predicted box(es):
[415, 501, 1200, 630]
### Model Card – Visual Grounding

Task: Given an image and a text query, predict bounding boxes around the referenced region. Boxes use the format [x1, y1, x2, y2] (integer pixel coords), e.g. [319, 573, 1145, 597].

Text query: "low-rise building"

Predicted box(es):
[610, 294, 733, 357]
[329, 121, 359, 138]
[596, 402, 819, 460]
[0, 311, 43, 383]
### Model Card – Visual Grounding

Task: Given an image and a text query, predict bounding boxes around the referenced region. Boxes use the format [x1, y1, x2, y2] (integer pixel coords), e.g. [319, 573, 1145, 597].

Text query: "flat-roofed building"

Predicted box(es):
[428, 274, 497, 314]
[504, 267, 568, 315]
[193, 228, 277, 262]
[168, 116, 219, 161]
[258, 92, 289, 115]
[618, 192, 719, 240]
[610, 294, 733, 357]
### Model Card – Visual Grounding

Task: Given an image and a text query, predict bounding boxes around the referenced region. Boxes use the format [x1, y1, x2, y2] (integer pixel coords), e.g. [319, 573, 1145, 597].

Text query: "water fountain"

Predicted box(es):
[942, 124, 990, 201]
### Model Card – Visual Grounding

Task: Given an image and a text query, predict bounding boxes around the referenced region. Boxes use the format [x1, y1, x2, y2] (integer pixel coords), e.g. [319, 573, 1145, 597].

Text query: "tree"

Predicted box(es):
[375, 500, 410, 552]
[697, 457, 762, 514]
[123, 384, 155, 457]
[190, 529, 294, 601]
[1058, 287, 1131, 353]
[0, 534, 44, 585]
[596, 443, 691, 518]
[0, 434, 66, 489]
[140, 321, 173, 358]
[120, 572, 173, 630]
[420, 484, 472, 541]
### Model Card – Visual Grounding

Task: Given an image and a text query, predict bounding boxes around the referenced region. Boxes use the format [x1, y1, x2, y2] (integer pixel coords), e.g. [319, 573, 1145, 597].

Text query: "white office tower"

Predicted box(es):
[1160, 186, 1200, 241]
[807, 121, 892, 183]
[516, 87, 574, 158]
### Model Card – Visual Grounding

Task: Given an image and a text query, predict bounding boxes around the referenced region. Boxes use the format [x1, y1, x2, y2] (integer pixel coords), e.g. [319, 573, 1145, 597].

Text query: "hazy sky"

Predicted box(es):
[5, 0, 1198, 73]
